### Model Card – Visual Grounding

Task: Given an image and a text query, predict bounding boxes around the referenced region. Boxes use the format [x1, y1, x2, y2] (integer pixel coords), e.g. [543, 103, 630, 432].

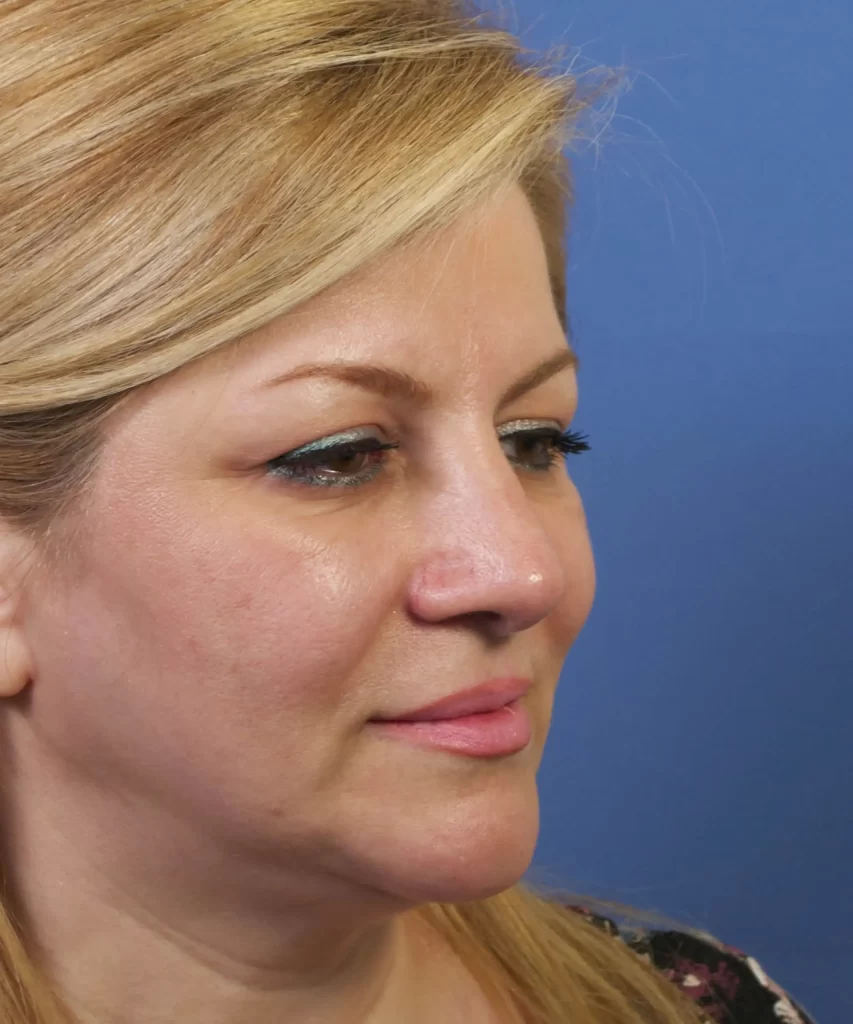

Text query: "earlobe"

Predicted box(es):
[0, 627, 31, 698]
[0, 537, 34, 698]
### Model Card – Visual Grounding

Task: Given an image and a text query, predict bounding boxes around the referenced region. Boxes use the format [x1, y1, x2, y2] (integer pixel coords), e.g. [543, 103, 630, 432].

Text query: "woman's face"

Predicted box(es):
[13, 184, 595, 908]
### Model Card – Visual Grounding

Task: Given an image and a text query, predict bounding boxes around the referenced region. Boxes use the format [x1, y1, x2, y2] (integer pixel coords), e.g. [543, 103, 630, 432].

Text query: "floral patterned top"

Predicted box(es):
[566, 905, 819, 1024]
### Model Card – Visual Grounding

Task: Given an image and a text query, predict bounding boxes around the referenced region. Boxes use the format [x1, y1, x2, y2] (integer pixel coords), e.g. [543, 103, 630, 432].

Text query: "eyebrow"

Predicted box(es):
[256, 346, 579, 411]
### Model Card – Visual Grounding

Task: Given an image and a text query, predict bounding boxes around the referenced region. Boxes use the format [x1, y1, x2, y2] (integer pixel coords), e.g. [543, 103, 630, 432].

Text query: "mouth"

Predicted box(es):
[368, 680, 534, 759]
[371, 677, 534, 724]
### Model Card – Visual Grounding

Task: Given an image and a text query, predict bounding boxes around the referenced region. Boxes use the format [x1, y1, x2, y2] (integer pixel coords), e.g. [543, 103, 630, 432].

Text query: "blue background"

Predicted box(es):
[509, 2, 853, 1022]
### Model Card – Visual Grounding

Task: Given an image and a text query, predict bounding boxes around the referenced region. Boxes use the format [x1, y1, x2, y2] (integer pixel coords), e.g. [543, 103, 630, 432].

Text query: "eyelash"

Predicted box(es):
[264, 427, 590, 490]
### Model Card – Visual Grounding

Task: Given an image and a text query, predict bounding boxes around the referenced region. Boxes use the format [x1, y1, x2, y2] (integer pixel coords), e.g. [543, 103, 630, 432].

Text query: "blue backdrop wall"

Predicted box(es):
[510, 3, 853, 1023]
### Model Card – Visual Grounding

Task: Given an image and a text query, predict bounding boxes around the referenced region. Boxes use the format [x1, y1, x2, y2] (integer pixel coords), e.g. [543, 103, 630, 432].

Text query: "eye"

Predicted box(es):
[264, 426, 590, 491]
[265, 435, 400, 489]
[500, 426, 590, 472]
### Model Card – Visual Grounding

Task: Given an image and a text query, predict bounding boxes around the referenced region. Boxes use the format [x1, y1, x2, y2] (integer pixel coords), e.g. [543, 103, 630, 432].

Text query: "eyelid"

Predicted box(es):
[285, 418, 569, 457]
[286, 426, 382, 458]
[497, 418, 567, 436]
[286, 415, 556, 444]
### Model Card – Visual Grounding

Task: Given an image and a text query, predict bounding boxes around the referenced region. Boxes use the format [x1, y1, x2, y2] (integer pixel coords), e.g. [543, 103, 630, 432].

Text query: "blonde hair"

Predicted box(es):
[0, 1, 711, 1021]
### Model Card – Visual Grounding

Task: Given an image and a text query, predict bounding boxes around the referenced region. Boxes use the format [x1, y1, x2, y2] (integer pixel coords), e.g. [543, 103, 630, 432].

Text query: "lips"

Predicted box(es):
[373, 677, 533, 723]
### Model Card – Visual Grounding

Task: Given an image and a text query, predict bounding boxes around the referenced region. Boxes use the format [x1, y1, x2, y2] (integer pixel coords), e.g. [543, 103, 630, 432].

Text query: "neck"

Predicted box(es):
[0, 753, 464, 1024]
[7, 825, 444, 1024]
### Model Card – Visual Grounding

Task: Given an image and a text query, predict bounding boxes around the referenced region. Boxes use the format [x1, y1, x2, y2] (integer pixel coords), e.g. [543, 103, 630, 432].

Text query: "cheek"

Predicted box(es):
[26, 494, 396, 815]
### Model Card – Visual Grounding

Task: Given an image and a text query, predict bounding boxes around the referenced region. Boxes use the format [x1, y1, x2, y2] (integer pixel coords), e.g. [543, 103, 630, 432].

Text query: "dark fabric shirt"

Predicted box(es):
[566, 904, 819, 1024]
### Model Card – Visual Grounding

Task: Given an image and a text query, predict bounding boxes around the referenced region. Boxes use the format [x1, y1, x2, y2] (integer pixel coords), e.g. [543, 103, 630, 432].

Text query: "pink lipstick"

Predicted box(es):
[369, 678, 533, 758]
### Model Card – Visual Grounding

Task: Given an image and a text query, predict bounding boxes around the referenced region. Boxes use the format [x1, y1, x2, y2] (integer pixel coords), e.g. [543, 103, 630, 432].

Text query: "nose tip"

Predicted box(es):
[406, 546, 567, 636]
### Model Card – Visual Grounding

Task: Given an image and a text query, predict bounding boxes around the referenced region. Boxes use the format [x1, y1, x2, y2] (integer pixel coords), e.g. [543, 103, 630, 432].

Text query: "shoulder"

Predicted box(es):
[564, 904, 819, 1024]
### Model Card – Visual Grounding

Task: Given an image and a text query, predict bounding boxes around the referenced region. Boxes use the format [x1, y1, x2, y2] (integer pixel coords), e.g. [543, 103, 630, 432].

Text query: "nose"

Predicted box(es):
[405, 453, 570, 638]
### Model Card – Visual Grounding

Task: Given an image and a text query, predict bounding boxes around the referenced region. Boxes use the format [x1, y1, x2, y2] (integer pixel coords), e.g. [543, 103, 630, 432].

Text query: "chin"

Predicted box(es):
[372, 790, 541, 907]
[390, 847, 537, 907]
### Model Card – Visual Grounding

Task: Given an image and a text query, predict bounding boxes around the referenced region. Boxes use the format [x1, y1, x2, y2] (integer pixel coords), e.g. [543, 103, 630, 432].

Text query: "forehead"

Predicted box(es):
[227, 184, 560, 386]
[126, 182, 565, 426]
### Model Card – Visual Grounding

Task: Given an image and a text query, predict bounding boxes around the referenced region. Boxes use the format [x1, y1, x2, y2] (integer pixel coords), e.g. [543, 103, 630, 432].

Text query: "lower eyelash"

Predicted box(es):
[266, 440, 398, 488]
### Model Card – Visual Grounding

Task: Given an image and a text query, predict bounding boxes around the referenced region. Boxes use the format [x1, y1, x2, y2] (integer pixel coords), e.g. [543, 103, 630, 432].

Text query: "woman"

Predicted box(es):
[0, 2, 818, 1022]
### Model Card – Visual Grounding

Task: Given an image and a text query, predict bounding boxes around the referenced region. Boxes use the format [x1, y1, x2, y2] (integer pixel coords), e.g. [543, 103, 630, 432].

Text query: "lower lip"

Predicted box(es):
[368, 699, 532, 758]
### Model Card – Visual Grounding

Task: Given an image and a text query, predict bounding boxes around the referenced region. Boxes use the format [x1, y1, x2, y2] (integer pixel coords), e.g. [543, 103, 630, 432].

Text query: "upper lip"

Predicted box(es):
[372, 677, 533, 722]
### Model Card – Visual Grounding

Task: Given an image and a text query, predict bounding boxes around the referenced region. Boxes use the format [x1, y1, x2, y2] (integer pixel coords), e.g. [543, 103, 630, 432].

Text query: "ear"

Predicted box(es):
[0, 527, 34, 698]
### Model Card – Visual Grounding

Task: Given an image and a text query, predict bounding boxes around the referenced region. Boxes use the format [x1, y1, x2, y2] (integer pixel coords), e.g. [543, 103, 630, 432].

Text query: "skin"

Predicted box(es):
[0, 182, 595, 1024]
